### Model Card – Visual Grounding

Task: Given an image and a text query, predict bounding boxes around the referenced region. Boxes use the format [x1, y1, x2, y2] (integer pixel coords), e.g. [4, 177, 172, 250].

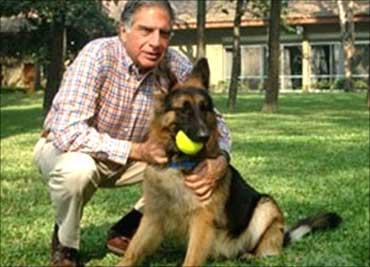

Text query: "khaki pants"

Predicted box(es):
[33, 137, 146, 249]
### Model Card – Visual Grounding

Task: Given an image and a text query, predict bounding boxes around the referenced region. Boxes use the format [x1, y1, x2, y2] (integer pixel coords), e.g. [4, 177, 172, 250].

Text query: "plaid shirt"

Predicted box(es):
[44, 36, 231, 165]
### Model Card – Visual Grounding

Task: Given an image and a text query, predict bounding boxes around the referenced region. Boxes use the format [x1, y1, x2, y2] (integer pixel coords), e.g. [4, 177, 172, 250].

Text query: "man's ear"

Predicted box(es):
[118, 23, 129, 43]
[181, 57, 210, 90]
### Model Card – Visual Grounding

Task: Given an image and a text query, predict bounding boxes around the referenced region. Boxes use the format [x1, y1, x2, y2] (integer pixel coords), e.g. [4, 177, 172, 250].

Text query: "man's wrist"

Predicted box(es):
[129, 143, 143, 161]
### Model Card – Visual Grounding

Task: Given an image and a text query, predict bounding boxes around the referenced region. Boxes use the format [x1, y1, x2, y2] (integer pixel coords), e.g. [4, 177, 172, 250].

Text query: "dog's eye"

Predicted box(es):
[199, 101, 209, 111]
[181, 101, 192, 113]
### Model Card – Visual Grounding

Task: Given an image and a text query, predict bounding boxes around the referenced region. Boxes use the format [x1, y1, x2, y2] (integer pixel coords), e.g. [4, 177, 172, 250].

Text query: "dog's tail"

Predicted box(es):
[283, 212, 342, 246]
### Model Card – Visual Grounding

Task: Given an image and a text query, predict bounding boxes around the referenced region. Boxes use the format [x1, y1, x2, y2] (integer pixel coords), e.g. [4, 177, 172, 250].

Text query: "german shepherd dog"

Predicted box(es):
[117, 58, 342, 267]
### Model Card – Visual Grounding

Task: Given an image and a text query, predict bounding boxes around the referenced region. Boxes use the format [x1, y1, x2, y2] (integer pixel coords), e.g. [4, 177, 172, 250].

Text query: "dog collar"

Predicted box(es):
[167, 158, 198, 171]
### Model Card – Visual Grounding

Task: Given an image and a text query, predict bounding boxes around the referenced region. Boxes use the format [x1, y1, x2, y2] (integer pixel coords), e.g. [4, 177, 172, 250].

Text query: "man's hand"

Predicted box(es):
[130, 137, 168, 164]
[184, 155, 228, 202]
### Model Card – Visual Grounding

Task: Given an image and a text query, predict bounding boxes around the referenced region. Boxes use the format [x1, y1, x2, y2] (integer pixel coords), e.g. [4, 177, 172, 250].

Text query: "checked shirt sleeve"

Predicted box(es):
[215, 111, 232, 154]
[45, 41, 131, 165]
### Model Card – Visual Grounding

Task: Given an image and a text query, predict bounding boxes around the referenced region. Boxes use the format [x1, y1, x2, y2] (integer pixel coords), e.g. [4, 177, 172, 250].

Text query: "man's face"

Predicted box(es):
[120, 5, 172, 71]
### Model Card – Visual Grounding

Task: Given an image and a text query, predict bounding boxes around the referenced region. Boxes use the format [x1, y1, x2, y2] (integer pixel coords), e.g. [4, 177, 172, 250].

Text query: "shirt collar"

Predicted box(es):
[119, 38, 133, 69]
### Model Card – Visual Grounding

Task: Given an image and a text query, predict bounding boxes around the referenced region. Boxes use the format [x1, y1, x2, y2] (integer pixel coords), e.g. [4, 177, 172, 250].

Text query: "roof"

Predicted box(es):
[4, 1, 368, 34]
[102, 0, 370, 29]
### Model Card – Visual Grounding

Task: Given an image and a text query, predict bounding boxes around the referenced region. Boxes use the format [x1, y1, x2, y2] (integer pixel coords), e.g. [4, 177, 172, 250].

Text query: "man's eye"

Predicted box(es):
[160, 30, 172, 40]
[139, 27, 152, 36]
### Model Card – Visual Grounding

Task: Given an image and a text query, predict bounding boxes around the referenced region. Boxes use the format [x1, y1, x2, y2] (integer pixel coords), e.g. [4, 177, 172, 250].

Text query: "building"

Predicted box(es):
[102, 0, 370, 91]
[2, 0, 369, 92]
[0, 15, 40, 92]
[166, 0, 370, 92]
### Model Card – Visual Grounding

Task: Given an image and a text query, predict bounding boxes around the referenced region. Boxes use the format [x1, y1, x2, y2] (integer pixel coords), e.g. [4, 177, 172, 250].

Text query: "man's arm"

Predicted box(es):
[215, 110, 232, 160]
[45, 40, 132, 165]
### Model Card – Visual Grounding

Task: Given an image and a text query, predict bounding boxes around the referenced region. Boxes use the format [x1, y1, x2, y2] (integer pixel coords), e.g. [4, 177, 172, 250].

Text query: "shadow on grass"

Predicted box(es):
[0, 106, 43, 139]
[80, 223, 185, 266]
[80, 223, 112, 263]
[79, 201, 343, 267]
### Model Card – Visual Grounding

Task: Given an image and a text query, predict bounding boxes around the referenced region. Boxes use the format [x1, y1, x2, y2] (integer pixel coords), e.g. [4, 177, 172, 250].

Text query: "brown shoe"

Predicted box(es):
[106, 209, 142, 255]
[51, 224, 83, 267]
[106, 234, 131, 255]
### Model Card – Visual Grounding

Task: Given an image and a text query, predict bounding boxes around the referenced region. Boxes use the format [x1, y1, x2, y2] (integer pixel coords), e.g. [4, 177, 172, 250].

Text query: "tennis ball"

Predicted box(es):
[175, 130, 204, 155]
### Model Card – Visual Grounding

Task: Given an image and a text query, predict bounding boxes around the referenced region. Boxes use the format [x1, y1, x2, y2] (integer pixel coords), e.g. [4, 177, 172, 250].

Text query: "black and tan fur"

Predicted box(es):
[117, 58, 342, 267]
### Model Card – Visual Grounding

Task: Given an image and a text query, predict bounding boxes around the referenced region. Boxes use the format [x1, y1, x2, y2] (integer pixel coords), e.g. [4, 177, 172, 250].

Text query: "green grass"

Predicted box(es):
[1, 91, 369, 267]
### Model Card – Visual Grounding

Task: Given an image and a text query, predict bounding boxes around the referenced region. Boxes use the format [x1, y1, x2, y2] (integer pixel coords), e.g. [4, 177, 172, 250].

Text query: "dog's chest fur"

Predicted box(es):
[141, 165, 266, 258]
[143, 165, 202, 236]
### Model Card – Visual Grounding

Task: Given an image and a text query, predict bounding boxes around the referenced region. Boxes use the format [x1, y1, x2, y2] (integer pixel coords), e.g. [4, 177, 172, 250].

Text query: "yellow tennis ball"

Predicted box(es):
[175, 130, 204, 155]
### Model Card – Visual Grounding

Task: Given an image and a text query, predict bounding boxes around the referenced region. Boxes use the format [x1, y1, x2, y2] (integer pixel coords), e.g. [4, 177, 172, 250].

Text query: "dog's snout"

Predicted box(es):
[195, 128, 210, 142]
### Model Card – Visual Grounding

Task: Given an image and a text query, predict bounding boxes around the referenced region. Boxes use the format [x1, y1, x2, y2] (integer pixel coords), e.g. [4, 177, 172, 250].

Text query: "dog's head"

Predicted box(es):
[151, 58, 220, 158]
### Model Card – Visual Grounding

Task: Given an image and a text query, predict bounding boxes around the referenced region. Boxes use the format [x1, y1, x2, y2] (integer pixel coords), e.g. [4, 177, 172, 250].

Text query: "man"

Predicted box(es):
[33, 1, 231, 266]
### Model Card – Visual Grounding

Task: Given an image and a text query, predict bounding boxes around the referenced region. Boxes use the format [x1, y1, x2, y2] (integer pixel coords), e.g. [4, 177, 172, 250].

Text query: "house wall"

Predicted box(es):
[171, 20, 370, 91]
[0, 59, 44, 93]
[172, 43, 225, 89]
[1, 61, 34, 90]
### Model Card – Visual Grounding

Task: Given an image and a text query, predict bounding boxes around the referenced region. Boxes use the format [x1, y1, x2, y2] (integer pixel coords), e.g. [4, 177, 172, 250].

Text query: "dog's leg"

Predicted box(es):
[251, 218, 284, 258]
[182, 210, 215, 267]
[117, 215, 163, 267]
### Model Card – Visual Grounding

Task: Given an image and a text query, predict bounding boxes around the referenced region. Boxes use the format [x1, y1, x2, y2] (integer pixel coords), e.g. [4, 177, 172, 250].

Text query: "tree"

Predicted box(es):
[227, 0, 247, 113]
[0, 1, 115, 115]
[368, 69, 370, 109]
[196, 0, 206, 60]
[337, 0, 355, 92]
[43, 0, 67, 116]
[262, 0, 281, 113]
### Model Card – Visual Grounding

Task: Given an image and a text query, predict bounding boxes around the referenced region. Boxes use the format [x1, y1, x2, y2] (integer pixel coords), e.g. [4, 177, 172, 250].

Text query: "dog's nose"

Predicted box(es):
[195, 128, 210, 142]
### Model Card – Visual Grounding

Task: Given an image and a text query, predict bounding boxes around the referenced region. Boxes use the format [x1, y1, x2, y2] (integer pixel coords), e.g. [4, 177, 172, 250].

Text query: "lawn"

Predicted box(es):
[1, 91, 369, 267]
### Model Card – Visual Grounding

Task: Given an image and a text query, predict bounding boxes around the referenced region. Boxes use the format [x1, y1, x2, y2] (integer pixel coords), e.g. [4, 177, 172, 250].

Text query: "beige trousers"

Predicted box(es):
[33, 137, 146, 249]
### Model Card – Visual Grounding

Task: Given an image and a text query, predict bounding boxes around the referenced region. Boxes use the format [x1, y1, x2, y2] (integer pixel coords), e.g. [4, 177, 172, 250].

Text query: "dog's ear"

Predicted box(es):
[178, 57, 210, 90]
[167, 69, 179, 91]
[154, 59, 179, 93]
[191, 58, 210, 89]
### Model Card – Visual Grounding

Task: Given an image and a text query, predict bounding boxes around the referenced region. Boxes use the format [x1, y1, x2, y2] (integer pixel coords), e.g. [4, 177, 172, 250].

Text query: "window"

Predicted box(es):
[281, 45, 302, 90]
[224, 45, 267, 90]
[223, 41, 369, 91]
[310, 43, 341, 89]
[352, 42, 370, 89]
[352, 43, 369, 77]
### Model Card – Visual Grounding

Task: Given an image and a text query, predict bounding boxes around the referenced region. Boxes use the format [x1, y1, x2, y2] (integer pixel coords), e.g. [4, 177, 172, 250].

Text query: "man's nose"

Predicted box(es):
[149, 30, 161, 47]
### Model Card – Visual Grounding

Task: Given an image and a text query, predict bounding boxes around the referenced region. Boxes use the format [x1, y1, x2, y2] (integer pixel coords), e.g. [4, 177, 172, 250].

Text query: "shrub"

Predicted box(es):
[314, 79, 331, 90]
[354, 79, 369, 90]
[331, 78, 346, 90]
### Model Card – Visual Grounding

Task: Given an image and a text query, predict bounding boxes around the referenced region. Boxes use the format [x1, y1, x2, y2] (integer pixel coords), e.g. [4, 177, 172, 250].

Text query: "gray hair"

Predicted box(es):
[120, 0, 176, 29]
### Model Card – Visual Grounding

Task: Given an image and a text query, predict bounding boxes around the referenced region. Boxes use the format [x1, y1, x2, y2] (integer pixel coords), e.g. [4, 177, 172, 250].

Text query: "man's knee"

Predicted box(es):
[48, 152, 98, 198]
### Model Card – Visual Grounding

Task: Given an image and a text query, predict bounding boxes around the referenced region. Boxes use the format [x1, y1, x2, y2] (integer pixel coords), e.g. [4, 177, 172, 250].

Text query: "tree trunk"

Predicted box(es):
[337, 0, 355, 92]
[262, 0, 281, 113]
[367, 71, 370, 109]
[196, 0, 206, 60]
[0, 63, 3, 87]
[227, 0, 245, 113]
[43, 9, 66, 117]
